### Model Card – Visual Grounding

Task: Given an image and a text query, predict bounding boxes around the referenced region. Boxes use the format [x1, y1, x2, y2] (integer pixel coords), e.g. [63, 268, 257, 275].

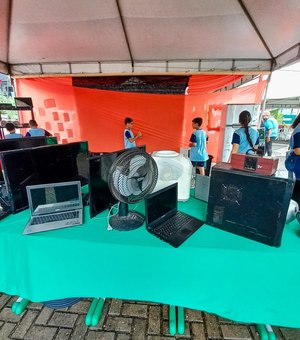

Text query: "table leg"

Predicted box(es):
[256, 324, 268, 340]
[85, 298, 99, 326]
[265, 324, 276, 340]
[177, 306, 185, 334]
[85, 298, 105, 327]
[169, 305, 176, 335]
[91, 298, 105, 327]
[11, 297, 29, 315]
[12, 297, 22, 313]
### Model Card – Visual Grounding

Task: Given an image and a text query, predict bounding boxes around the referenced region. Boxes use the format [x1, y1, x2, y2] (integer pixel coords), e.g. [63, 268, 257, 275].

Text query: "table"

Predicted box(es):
[1, 196, 300, 328]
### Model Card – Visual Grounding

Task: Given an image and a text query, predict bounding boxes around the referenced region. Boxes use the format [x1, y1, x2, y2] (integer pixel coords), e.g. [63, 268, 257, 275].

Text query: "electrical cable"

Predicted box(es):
[107, 202, 120, 230]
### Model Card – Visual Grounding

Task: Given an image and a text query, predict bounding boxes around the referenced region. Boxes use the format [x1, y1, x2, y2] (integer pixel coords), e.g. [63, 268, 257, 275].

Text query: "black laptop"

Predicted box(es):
[145, 183, 204, 247]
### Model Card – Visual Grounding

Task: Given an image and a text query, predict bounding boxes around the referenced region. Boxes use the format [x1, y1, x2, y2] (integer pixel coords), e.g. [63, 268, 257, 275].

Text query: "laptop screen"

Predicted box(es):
[146, 183, 177, 225]
[27, 181, 82, 214]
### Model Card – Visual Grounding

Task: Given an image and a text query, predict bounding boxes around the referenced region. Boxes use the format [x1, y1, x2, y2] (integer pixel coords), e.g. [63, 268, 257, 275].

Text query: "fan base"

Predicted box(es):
[109, 211, 144, 231]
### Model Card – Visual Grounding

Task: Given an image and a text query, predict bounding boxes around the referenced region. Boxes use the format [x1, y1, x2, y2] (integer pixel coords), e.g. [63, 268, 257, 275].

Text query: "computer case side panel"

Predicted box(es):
[206, 164, 294, 247]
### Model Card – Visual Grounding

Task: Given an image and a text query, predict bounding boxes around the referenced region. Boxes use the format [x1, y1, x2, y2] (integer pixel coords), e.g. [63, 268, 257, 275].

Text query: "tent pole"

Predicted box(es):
[260, 60, 275, 117]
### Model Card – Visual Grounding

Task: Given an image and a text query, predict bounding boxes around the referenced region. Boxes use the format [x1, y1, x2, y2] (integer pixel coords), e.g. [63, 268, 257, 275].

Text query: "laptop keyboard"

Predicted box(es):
[152, 213, 197, 239]
[35, 202, 79, 214]
[31, 211, 80, 225]
[52, 202, 79, 210]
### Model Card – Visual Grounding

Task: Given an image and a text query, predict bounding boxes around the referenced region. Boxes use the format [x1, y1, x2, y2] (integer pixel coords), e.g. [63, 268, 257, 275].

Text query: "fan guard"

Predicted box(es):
[108, 149, 158, 231]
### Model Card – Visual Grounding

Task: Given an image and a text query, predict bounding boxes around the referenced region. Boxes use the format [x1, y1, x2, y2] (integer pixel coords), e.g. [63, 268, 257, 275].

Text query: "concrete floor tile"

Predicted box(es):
[122, 303, 148, 318]
[85, 330, 115, 340]
[221, 324, 252, 339]
[48, 312, 78, 328]
[0, 322, 16, 339]
[0, 307, 23, 323]
[23, 325, 58, 340]
[54, 328, 72, 340]
[105, 316, 133, 333]
[11, 310, 38, 339]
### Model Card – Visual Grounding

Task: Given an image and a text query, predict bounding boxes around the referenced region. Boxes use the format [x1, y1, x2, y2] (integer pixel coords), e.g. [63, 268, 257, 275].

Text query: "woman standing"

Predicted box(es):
[229, 110, 259, 161]
[288, 113, 300, 160]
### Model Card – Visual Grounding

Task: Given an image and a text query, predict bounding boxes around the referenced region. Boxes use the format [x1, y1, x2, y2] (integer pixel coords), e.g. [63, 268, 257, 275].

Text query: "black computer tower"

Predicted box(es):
[206, 163, 295, 247]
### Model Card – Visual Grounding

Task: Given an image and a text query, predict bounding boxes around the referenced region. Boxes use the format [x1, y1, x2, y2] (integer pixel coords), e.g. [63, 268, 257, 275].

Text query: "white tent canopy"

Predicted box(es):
[0, 0, 299, 76]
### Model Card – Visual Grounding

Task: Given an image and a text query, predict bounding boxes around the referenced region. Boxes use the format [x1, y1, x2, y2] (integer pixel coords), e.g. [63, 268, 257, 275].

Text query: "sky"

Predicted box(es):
[265, 61, 300, 99]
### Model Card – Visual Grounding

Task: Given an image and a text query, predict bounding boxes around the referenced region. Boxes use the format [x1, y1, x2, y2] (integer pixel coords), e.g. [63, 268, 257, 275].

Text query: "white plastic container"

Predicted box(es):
[152, 150, 192, 201]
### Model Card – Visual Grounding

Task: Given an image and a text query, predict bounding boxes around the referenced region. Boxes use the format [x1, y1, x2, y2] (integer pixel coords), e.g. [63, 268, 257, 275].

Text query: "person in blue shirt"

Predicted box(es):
[287, 113, 300, 204]
[287, 114, 300, 178]
[26, 119, 52, 137]
[262, 110, 278, 156]
[5, 122, 23, 139]
[230, 110, 259, 160]
[124, 117, 142, 149]
[189, 117, 208, 176]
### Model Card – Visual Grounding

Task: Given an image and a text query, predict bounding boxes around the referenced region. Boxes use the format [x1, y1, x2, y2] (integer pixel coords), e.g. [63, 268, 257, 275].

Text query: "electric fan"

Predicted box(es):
[108, 149, 158, 231]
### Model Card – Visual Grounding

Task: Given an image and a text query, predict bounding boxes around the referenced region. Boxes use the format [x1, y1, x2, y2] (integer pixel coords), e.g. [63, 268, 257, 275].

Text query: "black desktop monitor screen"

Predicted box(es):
[89, 145, 146, 218]
[0, 136, 57, 152]
[1, 141, 89, 213]
[89, 153, 119, 218]
[0, 137, 57, 182]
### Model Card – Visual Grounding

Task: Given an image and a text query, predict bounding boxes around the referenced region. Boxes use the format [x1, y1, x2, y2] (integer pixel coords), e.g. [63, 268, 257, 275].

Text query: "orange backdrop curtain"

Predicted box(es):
[187, 74, 244, 94]
[15, 75, 267, 160]
[14, 78, 79, 144]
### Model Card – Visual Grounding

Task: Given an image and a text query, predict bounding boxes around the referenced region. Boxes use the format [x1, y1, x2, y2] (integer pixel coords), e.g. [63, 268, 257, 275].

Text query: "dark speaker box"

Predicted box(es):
[206, 162, 295, 247]
[231, 153, 279, 175]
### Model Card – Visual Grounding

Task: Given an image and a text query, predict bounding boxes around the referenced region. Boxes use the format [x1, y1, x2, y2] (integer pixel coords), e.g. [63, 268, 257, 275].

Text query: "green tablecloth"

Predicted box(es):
[1, 196, 300, 327]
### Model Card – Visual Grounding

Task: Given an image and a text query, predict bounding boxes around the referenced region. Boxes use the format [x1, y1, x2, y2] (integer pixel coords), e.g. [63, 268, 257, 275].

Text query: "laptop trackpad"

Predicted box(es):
[180, 228, 193, 237]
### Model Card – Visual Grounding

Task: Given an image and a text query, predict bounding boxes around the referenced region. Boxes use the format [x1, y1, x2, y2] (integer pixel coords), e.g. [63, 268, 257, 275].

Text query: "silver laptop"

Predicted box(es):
[23, 181, 83, 235]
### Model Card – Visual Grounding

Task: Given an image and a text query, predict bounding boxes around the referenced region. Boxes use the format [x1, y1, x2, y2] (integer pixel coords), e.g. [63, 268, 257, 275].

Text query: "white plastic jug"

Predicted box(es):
[152, 150, 192, 201]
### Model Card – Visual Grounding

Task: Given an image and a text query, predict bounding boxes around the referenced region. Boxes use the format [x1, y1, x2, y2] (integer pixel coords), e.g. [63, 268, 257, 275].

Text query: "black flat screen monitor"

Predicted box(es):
[0, 136, 57, 182]
[0, 136, 57, 152]
[89, 145, 146, 218]
[1, 141, 89, 213]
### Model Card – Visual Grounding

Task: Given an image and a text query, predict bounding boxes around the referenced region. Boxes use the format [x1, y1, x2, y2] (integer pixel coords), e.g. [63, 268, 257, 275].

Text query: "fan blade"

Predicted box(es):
[141, 173, 151, 191]
[112, 167, 121, 190]
[128, 178, 142, 195]
[128, 155, 147, 178]
[135, 164, 148, 178]
[113, 168, 134, 197]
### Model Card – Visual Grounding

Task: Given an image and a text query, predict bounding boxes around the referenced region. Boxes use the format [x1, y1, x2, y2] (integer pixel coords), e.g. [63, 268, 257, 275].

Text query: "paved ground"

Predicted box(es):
[1, 295, 300, 340]
[1, 142, 299, 340]
[272, 141, 289, 171]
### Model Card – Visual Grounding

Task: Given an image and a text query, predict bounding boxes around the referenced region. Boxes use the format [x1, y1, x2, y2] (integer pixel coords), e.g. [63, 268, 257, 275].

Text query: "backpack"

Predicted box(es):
[285, 151, 300, 178]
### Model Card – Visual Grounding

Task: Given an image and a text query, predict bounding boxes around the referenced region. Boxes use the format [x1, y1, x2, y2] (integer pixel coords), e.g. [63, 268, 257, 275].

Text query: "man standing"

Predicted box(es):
[124, 117, 142, 149]
[262, 111, 278, 156]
